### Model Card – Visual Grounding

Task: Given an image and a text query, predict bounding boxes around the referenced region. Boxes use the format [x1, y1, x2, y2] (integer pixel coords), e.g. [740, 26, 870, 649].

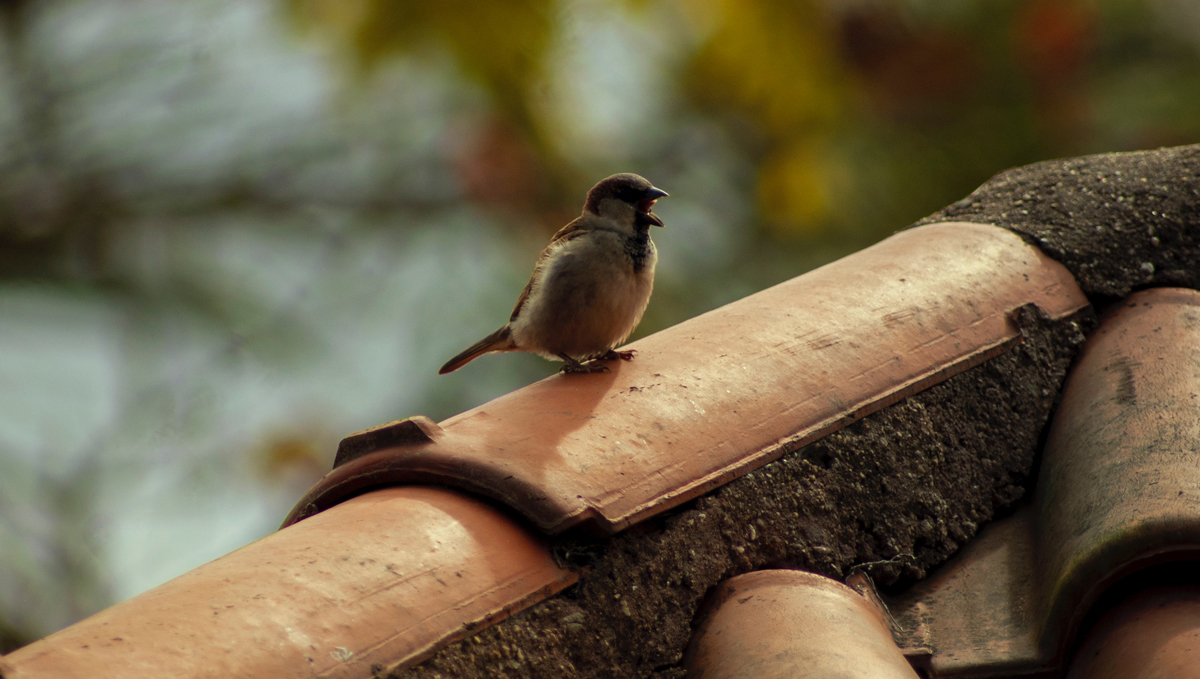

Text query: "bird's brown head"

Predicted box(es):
[583, 173, 668, 228]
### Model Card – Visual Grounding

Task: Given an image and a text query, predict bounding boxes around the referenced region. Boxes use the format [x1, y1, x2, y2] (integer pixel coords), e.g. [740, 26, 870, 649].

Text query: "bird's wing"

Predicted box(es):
[509, 216, 589, 322]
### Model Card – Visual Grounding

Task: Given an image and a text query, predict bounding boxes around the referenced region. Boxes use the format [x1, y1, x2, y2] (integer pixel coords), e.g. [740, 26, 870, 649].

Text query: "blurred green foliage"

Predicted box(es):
[290, 0, 554, 134]
[288, 0, 1200, 242]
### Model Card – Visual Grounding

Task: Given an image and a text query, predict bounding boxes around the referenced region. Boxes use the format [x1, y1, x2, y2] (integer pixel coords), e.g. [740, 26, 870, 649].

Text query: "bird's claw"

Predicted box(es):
[600, 349, 637, 361]
[559, 349, 635, 374]
[560, 361, 610, 374]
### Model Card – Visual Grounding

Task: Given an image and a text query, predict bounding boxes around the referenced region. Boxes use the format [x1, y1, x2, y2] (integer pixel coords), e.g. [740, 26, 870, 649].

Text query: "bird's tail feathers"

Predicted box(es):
[438, 326, 516, 374]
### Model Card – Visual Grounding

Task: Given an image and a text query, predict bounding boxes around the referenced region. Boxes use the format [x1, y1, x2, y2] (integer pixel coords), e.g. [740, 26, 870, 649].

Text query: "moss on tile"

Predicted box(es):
[388, 305, 1090, 679]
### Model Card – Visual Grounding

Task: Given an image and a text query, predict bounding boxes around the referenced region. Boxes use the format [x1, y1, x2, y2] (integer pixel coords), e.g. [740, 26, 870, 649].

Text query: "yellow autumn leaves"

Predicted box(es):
[288, 0, 852, 235]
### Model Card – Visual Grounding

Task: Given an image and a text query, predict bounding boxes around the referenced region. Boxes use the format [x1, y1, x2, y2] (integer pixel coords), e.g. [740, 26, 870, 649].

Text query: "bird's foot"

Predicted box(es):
[600, 349, 637, 361]
[557, 353, 610, 374]
[560, 361, 610, 374]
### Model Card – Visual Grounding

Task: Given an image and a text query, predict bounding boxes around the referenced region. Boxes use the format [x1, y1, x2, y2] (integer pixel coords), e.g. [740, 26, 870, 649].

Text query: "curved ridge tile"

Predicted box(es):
[1035, 287, 1200, 659]
[4, 487, 575, 679]
[285, 222, 1088, 535]
[683, 570, 919, 679]
[888, 287, 1200, 677]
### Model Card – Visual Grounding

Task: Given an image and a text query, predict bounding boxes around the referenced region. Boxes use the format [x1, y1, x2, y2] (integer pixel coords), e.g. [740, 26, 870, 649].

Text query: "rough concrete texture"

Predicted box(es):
[390, 306, 1091, 679]
[916, 144, 1200, 300]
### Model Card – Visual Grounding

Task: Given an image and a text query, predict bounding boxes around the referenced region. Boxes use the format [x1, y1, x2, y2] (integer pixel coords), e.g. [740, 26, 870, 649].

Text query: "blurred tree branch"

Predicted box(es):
[0, 0, 118, 281]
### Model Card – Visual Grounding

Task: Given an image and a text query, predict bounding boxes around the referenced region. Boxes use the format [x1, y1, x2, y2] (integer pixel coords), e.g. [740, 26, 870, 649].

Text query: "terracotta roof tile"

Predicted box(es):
[1068, 586, 1200, 679]
[3, 487, 575, 679]
[285, 221, 1087, 535]
[684, 570, 919, 679]
[888, 287, 1200, 677]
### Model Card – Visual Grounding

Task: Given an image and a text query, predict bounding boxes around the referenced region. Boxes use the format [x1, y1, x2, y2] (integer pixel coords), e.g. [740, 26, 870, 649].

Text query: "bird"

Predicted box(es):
[439, 173, 668, 375]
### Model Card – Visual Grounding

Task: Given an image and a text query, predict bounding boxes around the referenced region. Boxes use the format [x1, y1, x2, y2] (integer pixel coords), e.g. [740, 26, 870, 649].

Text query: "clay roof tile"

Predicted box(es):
[888, 287, 1200, 677]
[285, 221, 1088, 537]
[3, 487, 575, 679]
[684, 570, 919, 679]
[1068, 586, 1200, 679]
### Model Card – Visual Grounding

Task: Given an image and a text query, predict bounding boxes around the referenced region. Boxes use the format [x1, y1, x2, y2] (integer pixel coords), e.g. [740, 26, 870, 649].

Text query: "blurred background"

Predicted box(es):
[1, 0, 1198, 648]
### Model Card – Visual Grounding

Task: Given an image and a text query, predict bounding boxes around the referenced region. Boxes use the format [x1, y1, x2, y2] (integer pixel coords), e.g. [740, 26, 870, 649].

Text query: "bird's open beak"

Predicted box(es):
[638, 187, 669, 227]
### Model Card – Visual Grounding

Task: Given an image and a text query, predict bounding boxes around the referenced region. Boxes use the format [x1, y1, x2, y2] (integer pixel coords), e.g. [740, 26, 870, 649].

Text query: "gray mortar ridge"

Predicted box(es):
[391, 143, 1199, 679]
[917, 143, 1200, 299]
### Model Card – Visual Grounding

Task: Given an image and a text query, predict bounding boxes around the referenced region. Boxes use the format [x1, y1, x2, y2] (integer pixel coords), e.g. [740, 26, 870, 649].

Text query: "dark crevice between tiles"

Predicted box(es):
[916, 143, 1200, 302]
[387, 305, 1092, 679]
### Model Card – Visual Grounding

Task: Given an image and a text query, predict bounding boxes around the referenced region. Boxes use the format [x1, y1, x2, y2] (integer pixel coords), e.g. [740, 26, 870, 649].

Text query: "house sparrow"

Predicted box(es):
[439, 173, 668, 375]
